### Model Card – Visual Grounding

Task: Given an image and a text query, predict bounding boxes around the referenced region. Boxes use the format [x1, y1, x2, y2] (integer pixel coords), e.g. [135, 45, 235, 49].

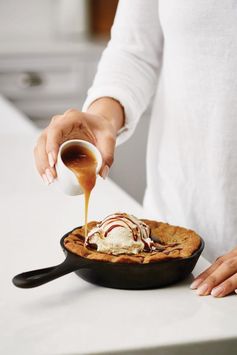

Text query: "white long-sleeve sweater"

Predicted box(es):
[83, 0, 237, 262]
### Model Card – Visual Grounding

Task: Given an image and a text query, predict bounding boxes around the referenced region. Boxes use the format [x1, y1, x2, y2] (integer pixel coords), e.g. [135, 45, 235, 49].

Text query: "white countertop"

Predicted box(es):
[1, 97, 237, 355]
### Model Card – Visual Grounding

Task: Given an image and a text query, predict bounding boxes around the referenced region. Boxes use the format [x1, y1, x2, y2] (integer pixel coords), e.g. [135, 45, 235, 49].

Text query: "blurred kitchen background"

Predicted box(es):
[0, 0, 150, 203]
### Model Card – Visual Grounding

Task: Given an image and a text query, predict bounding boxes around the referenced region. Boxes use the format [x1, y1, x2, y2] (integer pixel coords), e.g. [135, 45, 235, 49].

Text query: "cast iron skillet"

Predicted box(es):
[12, 228, 204, 290]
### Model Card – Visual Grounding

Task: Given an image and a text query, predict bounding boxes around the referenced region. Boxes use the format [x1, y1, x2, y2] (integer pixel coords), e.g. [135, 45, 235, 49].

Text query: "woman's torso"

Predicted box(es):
[144, 0, 237, 261]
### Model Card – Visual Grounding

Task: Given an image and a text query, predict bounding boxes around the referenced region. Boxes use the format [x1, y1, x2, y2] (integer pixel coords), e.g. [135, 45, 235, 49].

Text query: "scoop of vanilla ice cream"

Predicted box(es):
[85, 213, 154, 255]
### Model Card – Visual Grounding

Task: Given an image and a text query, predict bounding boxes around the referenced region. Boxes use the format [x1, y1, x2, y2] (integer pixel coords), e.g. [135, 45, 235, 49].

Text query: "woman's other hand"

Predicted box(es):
[34, 98, 124, 184]
[190, 247, 237, 297]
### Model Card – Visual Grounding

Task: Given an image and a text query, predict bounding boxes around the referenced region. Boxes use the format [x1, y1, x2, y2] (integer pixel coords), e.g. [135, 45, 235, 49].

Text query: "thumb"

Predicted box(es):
[96, 136, 115, 179]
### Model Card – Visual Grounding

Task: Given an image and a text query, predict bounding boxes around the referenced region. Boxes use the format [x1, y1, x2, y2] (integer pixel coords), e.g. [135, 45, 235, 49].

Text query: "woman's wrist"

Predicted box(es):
[87, 97, 125, 135]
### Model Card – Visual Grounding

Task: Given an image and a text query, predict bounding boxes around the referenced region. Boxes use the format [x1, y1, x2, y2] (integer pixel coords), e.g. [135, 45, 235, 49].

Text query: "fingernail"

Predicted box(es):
[45, 168, 54, 184]
[196, 283, 209, 296]
[101, 165, 110, 180]
[42, 174, 49, 185]
[235, 290, 237, 294]
[211, 286, 224, 297]
[190, 279, 203, 289]
[48, 152, 55, 168]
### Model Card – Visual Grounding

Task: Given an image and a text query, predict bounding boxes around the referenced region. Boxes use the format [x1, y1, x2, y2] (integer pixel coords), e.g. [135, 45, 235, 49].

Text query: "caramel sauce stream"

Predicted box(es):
[62, 144, 97, 237]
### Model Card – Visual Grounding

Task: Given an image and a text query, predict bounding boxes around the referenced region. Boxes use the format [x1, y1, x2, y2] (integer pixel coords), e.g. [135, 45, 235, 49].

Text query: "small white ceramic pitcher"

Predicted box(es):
[55, 139, 103, 196]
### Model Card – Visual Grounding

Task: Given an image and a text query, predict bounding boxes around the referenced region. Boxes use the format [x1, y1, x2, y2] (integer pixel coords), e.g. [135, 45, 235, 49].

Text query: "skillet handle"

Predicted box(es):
[12, 257, 89, 288]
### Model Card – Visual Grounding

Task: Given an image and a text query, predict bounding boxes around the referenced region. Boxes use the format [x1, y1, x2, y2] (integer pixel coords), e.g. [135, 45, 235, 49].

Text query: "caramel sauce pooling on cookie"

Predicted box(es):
[62, 144, 97, 237]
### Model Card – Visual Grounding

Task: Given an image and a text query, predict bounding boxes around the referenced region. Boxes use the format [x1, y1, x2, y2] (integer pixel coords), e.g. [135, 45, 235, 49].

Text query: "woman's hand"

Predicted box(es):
[34, 98, 124, 184]
[34, 107, 120, 184]
[191, 247, 237, 297]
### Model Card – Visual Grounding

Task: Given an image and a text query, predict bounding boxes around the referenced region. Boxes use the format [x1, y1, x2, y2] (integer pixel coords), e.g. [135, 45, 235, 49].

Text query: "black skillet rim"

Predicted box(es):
[61, 226, 205, 266]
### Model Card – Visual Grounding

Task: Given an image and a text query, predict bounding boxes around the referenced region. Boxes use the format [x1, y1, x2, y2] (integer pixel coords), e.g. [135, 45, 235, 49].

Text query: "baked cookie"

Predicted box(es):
[64, 219, 201, 264]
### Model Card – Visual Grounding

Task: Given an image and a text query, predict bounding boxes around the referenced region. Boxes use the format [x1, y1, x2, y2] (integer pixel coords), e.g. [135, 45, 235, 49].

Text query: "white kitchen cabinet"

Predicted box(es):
[0, 40, 104, 127]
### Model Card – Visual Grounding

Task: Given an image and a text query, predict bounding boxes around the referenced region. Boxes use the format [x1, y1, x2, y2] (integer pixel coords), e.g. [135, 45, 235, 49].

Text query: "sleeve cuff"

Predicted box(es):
[82, 86, 141, 145]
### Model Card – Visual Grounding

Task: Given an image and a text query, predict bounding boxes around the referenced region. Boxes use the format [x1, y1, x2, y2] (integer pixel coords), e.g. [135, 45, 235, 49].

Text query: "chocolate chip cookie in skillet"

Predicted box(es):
[64, 213, 201, 264]
[13, 213, 203, 290]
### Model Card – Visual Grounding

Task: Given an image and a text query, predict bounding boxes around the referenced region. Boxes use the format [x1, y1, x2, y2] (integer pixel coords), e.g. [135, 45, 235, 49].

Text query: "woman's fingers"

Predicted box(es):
[34, 109, 116, 183]
[196, 256, 237, 296]
[191, 249, 237, 289]
[190, 257, 224, 289]
[46, 113, 96, 163]
[211, 273, 237, 297]
[34, 132, 55, 184]
[34, 111, 95, 180]
[191, 249, 237, 297]
[45, 123, 64, 168]
[63, 109, 97, 144]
